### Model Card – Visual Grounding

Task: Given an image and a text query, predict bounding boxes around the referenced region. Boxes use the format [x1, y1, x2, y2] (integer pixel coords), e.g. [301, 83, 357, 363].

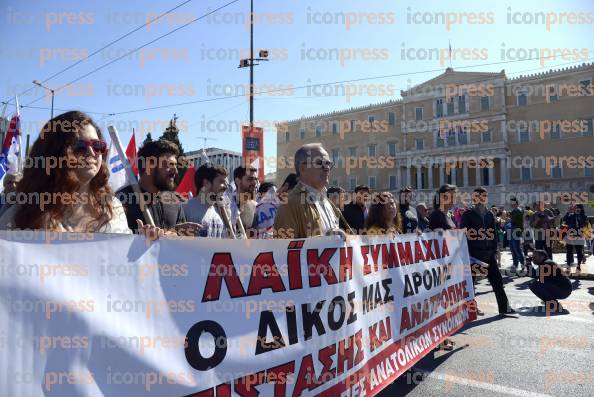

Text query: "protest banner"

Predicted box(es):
[0, 230, 475, 396]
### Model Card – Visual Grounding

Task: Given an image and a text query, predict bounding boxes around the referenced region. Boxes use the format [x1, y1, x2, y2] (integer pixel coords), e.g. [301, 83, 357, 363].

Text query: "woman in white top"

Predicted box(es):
[0, 111, 161, 238]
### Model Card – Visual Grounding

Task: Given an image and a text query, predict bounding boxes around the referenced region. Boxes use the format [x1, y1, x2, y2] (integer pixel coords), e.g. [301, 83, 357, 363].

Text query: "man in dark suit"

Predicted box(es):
[461, 187, 514, 315]
[342, 185, 369, 234]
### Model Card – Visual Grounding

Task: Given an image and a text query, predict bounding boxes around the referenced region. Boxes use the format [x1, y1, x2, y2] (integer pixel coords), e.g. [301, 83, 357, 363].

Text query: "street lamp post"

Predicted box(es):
[32, 80, 54, 119]
[238, 0, 269, 129]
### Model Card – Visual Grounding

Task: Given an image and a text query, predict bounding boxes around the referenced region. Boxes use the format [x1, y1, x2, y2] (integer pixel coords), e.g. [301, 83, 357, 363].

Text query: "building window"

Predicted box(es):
[315, 125, 322, 137]
[586, 165, 594, 177]
[388, 142, 397, 156]
[368, 115, 375, 127]
[331, 149, 340, 165]
[521, 167, 531, 181]
[300, 128, 305, 140]
[482, 130, 492, 143]
[285, 131, 290, 142]
[480, 96, 490, 111]
[458, 127, 468, 145]
[436, 133, 445, 147]
[368, 144, 376, 157]
[517, 89, 528, 106]
[547, 85, 558, 102]
[349, 177, 357, 190]
[447, 98, 454, 116]
[519, 127, 530, 143]
[458, 95, 466, 113]
[389, 175, 397, 190]
[349, 147, 357, 157]
[350, 120, 356, 132]
[447, 129, 456, 146]
[332, 122, 338, 135]
[583, 117, 593, 136]
[551, 166, 562, 178]
[368, 176, 376, 190]
[550, 124, 561, 140]
[416, 139, 424, 150]
[388, 112, 396, 126]
[415, 107, 423, 121]
[436, 99, 443, 118]
[579, 79, 591, 96]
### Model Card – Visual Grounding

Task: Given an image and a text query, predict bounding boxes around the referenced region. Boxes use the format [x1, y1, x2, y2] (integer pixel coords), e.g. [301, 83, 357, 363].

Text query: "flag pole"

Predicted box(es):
[108, 125, 155, 227]
[15, 96, 23, 174]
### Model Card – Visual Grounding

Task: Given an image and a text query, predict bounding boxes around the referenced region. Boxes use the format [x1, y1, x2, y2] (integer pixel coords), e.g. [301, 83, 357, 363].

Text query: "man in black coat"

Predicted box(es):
[529, 250, 572, 313]
[342, 185, 369, 234]
[461, 187, 514, 315]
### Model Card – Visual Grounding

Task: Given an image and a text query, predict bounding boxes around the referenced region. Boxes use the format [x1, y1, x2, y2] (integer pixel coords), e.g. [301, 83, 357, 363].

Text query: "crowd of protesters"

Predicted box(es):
[0, 111, 591, 314]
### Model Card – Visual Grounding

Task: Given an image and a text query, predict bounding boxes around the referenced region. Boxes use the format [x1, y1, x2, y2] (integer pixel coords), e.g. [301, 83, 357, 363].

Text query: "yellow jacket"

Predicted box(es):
[273, 182, 353, 239]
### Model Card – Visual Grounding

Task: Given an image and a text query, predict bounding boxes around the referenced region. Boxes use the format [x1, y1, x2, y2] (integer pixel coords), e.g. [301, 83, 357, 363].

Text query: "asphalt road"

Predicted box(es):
[378, 272, 594, 397]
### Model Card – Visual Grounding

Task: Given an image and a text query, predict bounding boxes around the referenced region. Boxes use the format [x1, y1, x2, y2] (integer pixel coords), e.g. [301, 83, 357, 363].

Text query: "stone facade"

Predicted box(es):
[276, 63, 594, 209]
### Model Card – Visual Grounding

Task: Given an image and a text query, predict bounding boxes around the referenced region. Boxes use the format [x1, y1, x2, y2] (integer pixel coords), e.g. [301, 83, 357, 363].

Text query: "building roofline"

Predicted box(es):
[508, 62, 594, 82]
[279, 62, 594, 126]
[280, 98, 403, 125]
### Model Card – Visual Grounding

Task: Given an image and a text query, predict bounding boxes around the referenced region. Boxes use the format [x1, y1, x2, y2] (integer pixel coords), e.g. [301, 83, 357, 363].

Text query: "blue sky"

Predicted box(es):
[1, 0, 592, 174]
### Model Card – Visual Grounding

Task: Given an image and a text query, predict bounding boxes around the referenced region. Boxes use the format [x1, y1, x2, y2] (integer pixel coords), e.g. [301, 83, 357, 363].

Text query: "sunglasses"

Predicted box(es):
[312, 159, 334, 169]
[73, 139, 107, 155]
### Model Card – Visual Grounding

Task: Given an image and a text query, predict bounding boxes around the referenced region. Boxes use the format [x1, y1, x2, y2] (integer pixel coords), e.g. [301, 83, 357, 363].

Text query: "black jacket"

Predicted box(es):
[461, 207, 498, 262]
[342, 203, 365, 234]
[116, 186, 186, 232]
[428, 209, 455, 231]
[536, 260, 572, 297]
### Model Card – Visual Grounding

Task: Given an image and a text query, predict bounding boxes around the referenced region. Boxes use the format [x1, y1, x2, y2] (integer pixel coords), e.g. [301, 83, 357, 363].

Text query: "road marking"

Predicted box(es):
[420, 370, 555, 397]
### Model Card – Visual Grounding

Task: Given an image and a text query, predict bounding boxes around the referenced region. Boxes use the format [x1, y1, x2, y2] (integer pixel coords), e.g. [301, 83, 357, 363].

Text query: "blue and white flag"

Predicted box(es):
[107, 141, 130, 192]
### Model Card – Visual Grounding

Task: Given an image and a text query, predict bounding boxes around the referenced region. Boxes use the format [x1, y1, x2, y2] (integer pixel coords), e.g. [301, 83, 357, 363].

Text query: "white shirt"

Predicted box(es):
[301, 182, 339, 235]
[0, 196, 132, 234]
[182, 197, 226, 238]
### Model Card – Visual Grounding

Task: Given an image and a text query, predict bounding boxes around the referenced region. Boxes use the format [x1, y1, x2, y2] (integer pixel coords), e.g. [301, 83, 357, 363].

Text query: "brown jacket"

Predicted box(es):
[273, 182, 353, 239]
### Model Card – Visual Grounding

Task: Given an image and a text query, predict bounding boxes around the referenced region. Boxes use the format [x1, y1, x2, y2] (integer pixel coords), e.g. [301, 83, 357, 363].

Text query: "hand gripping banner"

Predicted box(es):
[0, 230, 476, 396]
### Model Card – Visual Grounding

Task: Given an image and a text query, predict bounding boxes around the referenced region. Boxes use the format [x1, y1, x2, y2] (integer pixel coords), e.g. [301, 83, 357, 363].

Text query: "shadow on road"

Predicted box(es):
[515, 306, 570, 317]
[459, 314, 516, 332]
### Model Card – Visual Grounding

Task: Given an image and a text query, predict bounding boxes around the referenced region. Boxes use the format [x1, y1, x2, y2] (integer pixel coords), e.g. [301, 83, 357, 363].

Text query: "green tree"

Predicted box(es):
[159, 114, 187, 184]
[141, 132, 153, 147]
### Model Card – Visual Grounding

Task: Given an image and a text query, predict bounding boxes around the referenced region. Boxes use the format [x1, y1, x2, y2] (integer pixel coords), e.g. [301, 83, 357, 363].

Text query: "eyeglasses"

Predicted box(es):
[312, 159, 334, 169]
[73, 139, 107, 155]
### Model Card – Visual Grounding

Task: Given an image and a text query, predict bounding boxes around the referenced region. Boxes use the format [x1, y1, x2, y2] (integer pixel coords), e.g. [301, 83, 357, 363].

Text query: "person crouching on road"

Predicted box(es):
[529, 250, 572, 314]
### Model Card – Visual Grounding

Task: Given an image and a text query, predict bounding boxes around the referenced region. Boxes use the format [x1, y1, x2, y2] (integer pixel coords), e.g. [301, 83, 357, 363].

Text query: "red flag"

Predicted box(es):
[175, 166, 196, 199]
[125, 129, 138, 176]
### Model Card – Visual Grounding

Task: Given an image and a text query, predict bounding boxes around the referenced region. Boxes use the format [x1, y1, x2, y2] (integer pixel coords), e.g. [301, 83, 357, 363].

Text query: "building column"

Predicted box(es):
[428, 165, 434, 189]
[500, 156, 508, 186]
[416, 166, 423, 190]
[439, 165, 445, 186]
[462, 162, 469, 187]
[451, 166, 457, 186]
[475, 158, 482, 186]
[488, 159, 495, 186]
[406, 166, 412, 187]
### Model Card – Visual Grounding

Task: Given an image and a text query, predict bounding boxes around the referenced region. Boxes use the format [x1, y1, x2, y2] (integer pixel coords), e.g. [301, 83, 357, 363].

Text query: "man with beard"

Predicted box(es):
[232, 166, 259, 238]
[117, 139, 199, 235]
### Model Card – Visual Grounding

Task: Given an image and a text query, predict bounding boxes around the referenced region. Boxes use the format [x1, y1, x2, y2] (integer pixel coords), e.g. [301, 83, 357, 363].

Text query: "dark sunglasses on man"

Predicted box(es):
[312, 158, 334, 169]
[73, 139, 108, 155]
